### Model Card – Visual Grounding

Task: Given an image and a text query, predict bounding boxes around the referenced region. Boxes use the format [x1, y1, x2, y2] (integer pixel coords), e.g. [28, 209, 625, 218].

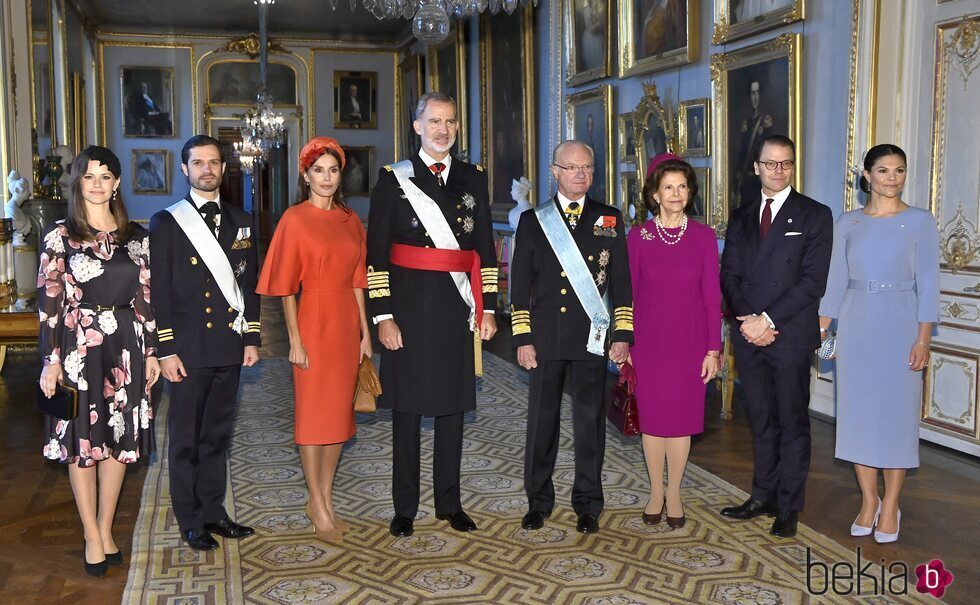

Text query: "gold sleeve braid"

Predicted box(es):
[367, 265, 391, 299]
[614, 306, 634, 331]
[481, 267, 499, 294]
[158, 327, 174, 342]
[511, 309, 531, 335]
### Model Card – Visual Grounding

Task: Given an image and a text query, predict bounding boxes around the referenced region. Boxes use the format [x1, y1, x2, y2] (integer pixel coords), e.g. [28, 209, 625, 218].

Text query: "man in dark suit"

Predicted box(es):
[367, 92, 498, 538]
[510, 140, 633, 534]
[719, 135, 833, 538]
[150, 135, 261, 551]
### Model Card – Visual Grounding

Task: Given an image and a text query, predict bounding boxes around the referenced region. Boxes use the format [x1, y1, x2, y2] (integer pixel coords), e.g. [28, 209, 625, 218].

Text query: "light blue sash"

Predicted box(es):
[535, 201, 609, 356]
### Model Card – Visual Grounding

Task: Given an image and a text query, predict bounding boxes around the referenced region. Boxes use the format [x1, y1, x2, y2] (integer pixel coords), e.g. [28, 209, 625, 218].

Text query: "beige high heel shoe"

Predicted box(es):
[306, 503, 344, 542]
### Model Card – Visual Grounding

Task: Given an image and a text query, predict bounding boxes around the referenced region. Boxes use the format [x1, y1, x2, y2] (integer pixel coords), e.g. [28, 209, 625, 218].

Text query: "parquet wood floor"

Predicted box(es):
[0, 319, 975, 604]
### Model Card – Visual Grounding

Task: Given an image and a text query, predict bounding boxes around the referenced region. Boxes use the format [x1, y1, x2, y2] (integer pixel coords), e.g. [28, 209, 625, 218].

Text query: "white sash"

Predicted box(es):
[390, 160, 476, 330]
[535, 200, 610, 356]
[166, 199, 247, 335]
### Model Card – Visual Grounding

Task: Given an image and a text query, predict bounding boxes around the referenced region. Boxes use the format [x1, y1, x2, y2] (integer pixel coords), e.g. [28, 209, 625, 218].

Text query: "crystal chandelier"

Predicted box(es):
[341, 0, 538, 45]
[237, 0, 285, 174]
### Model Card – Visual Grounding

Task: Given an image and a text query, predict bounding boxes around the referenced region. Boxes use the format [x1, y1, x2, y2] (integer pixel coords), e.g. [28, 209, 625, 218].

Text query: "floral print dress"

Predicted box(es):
[38, 221, 158, 467]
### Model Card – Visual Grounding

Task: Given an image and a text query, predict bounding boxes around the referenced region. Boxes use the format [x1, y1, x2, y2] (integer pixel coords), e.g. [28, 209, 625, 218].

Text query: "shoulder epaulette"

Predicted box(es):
[475, 164, 484, 172]
[384, 164, 393, 172]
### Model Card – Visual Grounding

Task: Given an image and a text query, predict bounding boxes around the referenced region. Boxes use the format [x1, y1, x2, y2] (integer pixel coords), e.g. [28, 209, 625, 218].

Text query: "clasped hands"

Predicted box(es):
[736, 314, 779, 346]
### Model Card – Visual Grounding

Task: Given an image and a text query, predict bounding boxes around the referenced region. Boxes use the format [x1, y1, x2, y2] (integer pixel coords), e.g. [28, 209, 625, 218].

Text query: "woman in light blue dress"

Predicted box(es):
[818, 144, 939, 544]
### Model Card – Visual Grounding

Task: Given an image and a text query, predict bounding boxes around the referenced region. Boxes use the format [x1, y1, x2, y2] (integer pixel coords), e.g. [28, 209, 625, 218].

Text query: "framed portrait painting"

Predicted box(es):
[428, 24, 468, 156]
[691, 166, 710, 223]
[678, 98, 710, 157]
[619, 112, 637, 163]
[621, 171, 645, 226]
[631, 82, 673, 185]
[481, 5, 536, 221]
[710, 32, 802, 232]
[121, 66, 175, 138]
[340, 146, 375, 197]
[207, 60, 298, 106]
[566, 84, 613, 206]
[334, 71, 378, 129]
[131, 149, 170, 194]
[618, 0, 699, 77]
[712, 0, 805, 45]
[565, 0, 611, 86]
[397, 54, 423, 162]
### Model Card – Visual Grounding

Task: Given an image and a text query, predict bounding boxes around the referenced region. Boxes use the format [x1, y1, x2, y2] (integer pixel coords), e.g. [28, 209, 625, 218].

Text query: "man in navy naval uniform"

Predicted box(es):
[150, 135, 261, 551]
[367, 92, 498, 538]
[510, 140, 634, 534]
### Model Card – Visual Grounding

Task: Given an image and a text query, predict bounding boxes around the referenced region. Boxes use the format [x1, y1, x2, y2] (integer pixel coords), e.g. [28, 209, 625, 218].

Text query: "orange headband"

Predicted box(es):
[299, 136, 345, 172]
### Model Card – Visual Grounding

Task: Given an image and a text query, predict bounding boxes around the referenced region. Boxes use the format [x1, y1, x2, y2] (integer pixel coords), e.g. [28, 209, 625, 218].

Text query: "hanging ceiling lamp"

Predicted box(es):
[236, 0, 286, 174]
[355, 0, 537, 45]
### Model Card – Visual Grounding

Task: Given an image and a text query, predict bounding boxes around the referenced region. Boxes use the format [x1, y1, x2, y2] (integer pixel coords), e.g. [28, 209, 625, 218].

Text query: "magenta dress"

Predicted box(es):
[627, 219, 721, 436]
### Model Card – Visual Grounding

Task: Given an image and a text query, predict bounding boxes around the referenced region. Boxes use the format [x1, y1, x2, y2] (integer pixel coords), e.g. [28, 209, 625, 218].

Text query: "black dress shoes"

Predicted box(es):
[720, 498, 776, 520]
[770, 511, 799, 538]
[183, 528, 220, 551]
[389, 515, 415, 537]
[521, 510, 551, 530]
[436, 511, 478, 532]
[576, 513, 600, 534]
[105, 550, 124, 567]
[204, 518, 255, 539]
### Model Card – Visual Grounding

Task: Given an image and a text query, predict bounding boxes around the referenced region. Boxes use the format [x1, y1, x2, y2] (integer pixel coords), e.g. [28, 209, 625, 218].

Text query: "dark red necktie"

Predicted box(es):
[430, 162, 446, 187]
[760, 197, 774, 238]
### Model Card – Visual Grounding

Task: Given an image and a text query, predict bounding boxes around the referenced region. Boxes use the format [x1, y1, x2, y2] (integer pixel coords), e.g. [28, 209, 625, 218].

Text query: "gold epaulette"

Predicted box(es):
[384, 164, 393, 172]
[367, 265, 391, 299]
[614, 306, 634, 332]
[475, 164, 484, 172]
[480, 266, 499, 294]
[158, 327, 174, 342]
[511, 308, 531, 335]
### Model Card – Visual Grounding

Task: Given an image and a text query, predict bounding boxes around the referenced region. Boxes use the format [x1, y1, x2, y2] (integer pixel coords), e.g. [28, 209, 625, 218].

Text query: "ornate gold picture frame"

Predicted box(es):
[712, 0, 805, 45]
[481, 5, 536, 221]
[710, 32, 802, 236]
[333, 70, 378, 130]
[621, 170, 644, 226]
[566, 84, 614, 206]
[131, 149, 170, 194]
[121, 65, 176, 138]
[206, 60, 298, 107]
[691, 166, 710, 223]
[619, 112, 637, 163]
[678, 98, 710, 157]
[631, 82, 673, 185]
[617, 0, 699, 78]
[427, 24, 468, 156]
[396, 54, 423, 162]
[565, 0, 612, 86]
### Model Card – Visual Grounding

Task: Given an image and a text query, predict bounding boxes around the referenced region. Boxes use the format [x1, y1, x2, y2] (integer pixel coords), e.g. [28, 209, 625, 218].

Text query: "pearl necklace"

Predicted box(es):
[654, 215, 688, 245]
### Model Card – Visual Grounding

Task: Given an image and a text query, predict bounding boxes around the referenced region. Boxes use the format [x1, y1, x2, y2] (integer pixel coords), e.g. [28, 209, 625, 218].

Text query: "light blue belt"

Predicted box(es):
[847, 279, 915, 293]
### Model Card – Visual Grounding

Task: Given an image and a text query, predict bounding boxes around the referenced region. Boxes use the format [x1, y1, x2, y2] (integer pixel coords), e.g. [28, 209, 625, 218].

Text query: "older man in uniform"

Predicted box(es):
[150, 135, 261, 551]
[367, 91, 498, 538]
[511, 140, 633, 534]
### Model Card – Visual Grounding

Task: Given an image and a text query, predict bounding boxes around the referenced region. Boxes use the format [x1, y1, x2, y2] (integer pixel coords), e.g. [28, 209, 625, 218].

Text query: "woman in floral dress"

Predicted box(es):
[37, 146, 161, 577]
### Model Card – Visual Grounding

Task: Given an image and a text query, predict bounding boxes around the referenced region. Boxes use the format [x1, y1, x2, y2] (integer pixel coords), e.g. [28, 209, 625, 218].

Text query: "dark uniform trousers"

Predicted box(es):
[149, 197, 261, 533]
[392, 411, 465, 517]
[526, 358, 608, 516]
[510, 197, 634, 519]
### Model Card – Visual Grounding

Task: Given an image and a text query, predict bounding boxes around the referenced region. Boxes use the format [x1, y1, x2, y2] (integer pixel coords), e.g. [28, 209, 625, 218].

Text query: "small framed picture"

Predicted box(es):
[619, 112, 637, 163]
[340, 146, 375, 197]
[121, 66, 175, 138]
[334, 71, 378, 129]
[678, 98, 710, 157]
[131, 149, 170, 194]
[621, 170, 644, 227]
[691, 166, 710, 223]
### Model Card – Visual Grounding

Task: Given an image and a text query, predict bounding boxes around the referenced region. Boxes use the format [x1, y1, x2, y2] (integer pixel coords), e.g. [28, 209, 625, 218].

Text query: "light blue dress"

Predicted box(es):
[818, 207, 939, 468]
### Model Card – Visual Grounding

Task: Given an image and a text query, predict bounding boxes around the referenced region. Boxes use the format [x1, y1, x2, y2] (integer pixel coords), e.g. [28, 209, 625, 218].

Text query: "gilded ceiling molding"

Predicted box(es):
[222, 32, 286, 59]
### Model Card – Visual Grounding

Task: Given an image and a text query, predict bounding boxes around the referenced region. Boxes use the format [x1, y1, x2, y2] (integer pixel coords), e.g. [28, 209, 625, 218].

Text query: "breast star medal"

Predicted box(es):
[598, 249, 610, 268]
[462, 192, 476, 210]
[595, 268, 606, 286]
[462, 216, 475, 233]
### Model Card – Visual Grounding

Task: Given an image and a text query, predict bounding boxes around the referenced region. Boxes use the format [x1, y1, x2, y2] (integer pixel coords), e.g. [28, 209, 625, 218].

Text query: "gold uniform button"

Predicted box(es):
[190, 257, 198, 265]
[205, 307, 212, 314]
[228, 322, 234, 329]
[204, 291, 211, 298]
[228, 307, 234, 313]
[561, 288, 567, 295]
[456, 217, 462, 223]
[588, 255, 594, 261]
[560, 271, 567, 277]
[560, 306, 567, 313]
[206, 322, 213, 328]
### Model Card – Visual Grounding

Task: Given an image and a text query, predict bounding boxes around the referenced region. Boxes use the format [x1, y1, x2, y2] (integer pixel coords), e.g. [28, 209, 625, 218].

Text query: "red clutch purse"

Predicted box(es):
[607, 361, 640, 437]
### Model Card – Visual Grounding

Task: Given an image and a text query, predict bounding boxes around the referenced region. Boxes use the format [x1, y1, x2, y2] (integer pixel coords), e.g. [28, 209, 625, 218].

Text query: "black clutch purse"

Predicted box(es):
[36, 383, 79, 420]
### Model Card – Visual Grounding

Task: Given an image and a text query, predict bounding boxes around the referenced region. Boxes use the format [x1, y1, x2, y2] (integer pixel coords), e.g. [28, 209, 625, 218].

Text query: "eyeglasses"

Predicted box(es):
[756, 159, 794, 171]
[553, 163, 594, 175]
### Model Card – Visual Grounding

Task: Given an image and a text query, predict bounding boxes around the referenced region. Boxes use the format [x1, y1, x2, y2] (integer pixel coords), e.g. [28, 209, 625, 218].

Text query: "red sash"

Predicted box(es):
[390, 243, 484, 326]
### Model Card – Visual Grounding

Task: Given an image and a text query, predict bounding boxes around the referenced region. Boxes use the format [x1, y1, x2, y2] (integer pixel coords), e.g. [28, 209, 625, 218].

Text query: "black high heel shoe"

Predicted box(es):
[105, 550, 124, 566]
[83, 541, 109, 577]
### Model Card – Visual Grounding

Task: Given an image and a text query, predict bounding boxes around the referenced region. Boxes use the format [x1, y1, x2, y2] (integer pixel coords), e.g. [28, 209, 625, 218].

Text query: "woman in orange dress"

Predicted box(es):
[256, 136, 371, 541]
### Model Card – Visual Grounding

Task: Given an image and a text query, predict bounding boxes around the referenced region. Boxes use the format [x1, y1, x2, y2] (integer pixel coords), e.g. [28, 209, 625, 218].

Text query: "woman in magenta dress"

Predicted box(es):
[627, 155, 721, 529]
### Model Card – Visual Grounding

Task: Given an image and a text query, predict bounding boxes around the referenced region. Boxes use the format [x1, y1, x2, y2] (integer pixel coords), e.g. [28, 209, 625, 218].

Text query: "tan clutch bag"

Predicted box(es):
[353, 354, 381, 413]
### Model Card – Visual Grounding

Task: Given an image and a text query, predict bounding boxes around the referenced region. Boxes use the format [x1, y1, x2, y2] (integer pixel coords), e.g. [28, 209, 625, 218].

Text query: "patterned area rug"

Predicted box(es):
[123, 355, 930, 604]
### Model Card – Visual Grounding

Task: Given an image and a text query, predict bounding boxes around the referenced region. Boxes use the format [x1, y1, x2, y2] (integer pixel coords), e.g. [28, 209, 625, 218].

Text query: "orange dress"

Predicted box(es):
[257, 202, 367, 444]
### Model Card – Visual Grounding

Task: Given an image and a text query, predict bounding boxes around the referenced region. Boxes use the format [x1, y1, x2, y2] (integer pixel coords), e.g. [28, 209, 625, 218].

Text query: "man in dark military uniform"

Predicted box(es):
[511, 140, 633, 534]
[367, 92, 498, 538]
[150, 135, 261, 551]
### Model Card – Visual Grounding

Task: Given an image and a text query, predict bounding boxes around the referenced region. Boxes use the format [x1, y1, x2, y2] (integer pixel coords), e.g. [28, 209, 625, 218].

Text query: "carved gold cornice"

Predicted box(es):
[948, 17, 979, 91]
[941, 204, 980, 273]
[222, 33, 285, 59]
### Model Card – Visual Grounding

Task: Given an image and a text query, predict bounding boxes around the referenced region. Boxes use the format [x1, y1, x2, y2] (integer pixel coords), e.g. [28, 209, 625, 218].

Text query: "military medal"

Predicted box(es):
[462, 216, 475, 233]
[462, 193, 476, 210]
[411, 217, 419, 228]
[598, 249, 610, 268]
[235, 259, 247, 277]
[595, 268, 606, 286]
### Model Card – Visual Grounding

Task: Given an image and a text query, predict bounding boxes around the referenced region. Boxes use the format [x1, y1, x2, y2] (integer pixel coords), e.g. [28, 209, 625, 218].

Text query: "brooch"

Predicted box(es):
[639, 227, 653, 241]
[462, 193, 476, 210]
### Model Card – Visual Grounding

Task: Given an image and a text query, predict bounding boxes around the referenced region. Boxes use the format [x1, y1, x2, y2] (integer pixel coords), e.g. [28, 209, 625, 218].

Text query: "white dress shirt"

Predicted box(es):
[756, 185, 792, 330]
[556, 191, 587, 213]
